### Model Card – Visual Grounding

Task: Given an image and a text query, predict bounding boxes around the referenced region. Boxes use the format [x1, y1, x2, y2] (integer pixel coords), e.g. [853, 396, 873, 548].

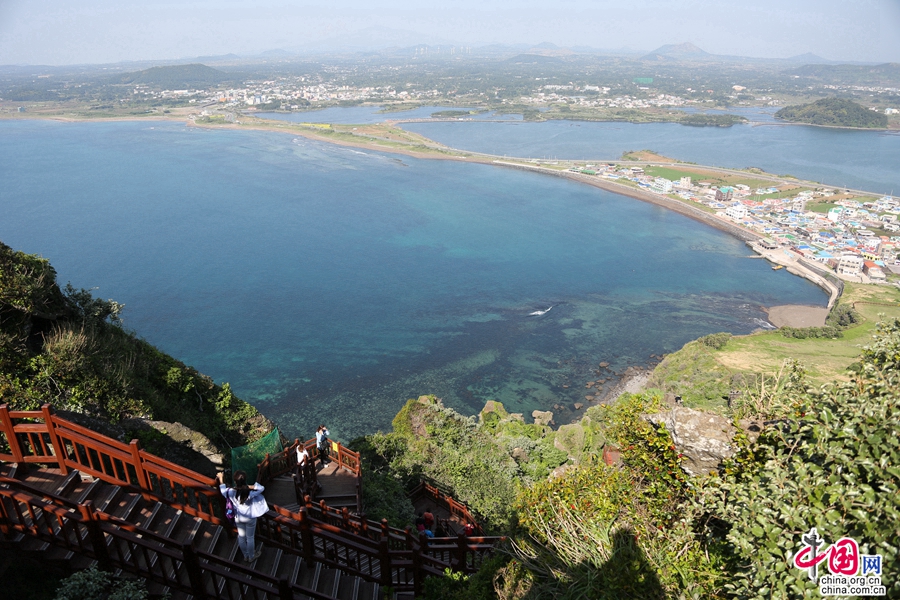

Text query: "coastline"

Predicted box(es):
[3, 113, 840, 310]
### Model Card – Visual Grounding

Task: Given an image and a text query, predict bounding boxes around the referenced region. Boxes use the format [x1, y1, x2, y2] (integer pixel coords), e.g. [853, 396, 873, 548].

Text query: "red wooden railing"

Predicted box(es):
[408, 480, 484, 535]
[0, 476, 337, 600]
[0, 404, 226, 525]
[257, 438, 362, 513]
[0, 404, 504, 594]
[255, 502, 503, 595]
[258, 438, 361, 480]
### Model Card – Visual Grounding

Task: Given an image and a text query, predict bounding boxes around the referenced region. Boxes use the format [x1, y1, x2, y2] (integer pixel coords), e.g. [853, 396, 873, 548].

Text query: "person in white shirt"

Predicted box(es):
[296, 444, 310, 471]
[216, 470, 268, 562]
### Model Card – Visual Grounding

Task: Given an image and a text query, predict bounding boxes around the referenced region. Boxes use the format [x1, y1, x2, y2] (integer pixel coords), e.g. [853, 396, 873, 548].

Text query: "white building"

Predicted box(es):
[651, 178, 674, 194]
[725, 203, 748, 220]
[837, 253, 864, 276]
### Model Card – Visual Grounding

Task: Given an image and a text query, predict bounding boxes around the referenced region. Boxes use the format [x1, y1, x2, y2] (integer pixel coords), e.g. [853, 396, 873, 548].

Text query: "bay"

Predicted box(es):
[0, 120, 826, 440]
[403, 119, 900, 195]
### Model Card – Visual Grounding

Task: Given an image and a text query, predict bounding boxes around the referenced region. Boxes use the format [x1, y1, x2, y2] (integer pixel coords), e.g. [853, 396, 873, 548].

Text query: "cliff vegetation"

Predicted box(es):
[0, 241, 271, 456]
[357, 319, 900, 599]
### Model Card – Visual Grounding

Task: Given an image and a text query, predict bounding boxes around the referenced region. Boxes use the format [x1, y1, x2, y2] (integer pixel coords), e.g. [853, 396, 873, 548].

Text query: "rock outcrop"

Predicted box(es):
[647, 406, 736, 476]
[531, 410, 554, 427]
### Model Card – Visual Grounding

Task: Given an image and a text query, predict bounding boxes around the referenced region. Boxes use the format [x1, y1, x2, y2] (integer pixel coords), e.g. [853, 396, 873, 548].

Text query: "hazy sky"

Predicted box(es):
[1, 0, 898, 66]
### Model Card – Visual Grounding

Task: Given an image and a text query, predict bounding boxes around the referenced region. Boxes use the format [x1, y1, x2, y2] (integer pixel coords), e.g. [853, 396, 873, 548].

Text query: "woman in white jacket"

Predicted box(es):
[216, 470, 268, 562]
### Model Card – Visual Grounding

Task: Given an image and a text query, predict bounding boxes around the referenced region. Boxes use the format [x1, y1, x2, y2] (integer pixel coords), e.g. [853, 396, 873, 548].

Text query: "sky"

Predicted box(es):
[0, 0, 898, 66]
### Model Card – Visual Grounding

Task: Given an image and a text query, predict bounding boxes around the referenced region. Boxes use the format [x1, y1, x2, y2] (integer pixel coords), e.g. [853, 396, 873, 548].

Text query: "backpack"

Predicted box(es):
[225, 497, 236, 521]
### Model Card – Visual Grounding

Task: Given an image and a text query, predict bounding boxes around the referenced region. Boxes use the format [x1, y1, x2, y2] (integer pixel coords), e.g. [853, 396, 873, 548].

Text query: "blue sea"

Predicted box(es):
[0, 119, 827, 440]
[402, 118, 900, 195]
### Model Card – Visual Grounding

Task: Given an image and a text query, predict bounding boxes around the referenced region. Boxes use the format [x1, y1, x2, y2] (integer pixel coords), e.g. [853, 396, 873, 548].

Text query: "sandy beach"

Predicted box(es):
[765, 304, 829, 328]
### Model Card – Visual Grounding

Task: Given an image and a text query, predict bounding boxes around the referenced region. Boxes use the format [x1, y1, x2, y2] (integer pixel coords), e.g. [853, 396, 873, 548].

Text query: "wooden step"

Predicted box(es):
[337, 572, 360, 600]
[3, 467, 391, 600]
[19, 468, 66, 492]
[296, 561, 322, 594]
[73, 478, 102, 504]
[0, 463, 17, 479]
[357, 579, 381, 600]
[317, 566, 341, 597]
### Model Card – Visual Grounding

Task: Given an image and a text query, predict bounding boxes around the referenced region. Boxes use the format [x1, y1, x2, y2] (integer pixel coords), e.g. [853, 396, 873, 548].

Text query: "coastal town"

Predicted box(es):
[557, 160, 900, 286]
[139, 75, 899, 118]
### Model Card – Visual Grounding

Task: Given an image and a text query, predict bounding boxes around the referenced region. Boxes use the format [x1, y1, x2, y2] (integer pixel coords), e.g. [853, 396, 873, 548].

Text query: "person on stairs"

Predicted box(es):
[316, 424, 331, 467]
[296, 442, 310, 472]
[217, 470, 268, 562]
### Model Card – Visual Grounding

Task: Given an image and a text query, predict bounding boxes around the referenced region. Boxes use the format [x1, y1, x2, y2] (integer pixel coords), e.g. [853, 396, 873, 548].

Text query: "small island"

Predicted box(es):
[775, 97, 889, 128]
[678, 112, 748, 127]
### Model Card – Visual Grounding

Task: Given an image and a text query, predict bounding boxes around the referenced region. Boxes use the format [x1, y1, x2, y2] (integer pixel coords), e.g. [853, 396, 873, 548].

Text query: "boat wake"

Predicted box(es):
[529, 306, 553, 316]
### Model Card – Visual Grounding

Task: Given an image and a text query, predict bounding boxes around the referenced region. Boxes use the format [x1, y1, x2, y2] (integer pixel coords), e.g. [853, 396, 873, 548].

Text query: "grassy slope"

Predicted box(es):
[649, 283, 900, 409]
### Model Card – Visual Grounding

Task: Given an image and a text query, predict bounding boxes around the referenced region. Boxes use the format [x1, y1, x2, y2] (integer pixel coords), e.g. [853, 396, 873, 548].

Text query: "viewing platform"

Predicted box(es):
[257, 438, 362, 514]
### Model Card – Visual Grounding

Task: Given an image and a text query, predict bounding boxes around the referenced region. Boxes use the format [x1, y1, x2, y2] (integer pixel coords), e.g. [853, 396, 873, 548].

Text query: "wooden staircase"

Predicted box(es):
[0, 463, 378, 599]
[0, 404, 504, 599]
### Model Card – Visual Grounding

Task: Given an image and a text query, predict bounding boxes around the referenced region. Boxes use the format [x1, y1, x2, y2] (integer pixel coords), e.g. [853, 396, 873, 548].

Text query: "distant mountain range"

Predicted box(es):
[640, 42, 834, 64]
[1, 36, 886, 77]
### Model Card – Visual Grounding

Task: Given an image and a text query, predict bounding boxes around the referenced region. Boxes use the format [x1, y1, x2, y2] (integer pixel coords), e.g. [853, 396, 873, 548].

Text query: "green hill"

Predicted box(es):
[775, 97, 887, 128]
[110, 63, 231, 88]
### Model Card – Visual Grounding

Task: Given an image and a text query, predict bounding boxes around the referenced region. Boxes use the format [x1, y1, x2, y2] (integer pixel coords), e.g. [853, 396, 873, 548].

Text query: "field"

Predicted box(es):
[649, 282, 900, 410]
[642, 165, 809, 198]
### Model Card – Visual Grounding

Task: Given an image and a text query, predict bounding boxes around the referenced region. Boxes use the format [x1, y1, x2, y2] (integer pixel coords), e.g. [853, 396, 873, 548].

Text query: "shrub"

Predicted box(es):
[698, 332, 732, 349]
[698, 318, 900, 598]
[55, 566, 148, 600]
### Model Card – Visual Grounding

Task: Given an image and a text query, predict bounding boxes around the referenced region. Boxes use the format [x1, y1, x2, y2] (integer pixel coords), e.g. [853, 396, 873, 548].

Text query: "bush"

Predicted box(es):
[370, 398, 520, 530]
[55, 566, 148, 600]
[698, 318, 900, 598]
[420, 556, 510, 600]
[698, 332, 732, 349]
[508, 393, 722, 598]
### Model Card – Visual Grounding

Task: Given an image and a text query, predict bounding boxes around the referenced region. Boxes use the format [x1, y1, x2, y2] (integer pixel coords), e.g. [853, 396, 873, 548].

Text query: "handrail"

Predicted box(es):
[0, 472, 499, 595]
[257, 437, 362, 484]
[0, 404, 503, 592]
[257, 437, 362, 513]
[408, 480, 484, 535]
[0, 483, 338, 600]
[0, 404, 225, 525]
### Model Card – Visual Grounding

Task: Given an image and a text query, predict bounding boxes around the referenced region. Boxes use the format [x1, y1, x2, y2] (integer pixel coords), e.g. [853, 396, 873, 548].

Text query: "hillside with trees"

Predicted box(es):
[775, 97, 888, 128]
[359, 320, 899, 599]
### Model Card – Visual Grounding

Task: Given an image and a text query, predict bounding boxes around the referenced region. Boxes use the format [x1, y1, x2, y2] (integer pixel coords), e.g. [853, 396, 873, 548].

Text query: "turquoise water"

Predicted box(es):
[0, 120, 826, 440]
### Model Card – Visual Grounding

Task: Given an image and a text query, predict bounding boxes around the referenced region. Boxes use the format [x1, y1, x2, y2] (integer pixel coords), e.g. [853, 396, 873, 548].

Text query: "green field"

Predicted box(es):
[642, 165, 810, 198]
[648, 282, 900, 411]
[723, 284, 900, 381]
